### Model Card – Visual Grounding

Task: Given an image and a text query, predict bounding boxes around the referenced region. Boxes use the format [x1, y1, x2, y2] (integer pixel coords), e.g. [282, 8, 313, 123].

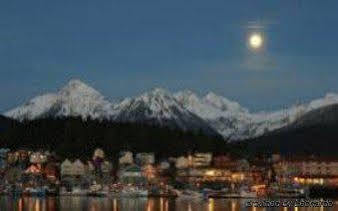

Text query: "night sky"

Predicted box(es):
[1, 0, 338, 112]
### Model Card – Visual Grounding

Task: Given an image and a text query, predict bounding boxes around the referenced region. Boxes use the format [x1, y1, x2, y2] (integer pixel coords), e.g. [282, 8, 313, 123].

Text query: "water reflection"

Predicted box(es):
[0, 196, 336, 211]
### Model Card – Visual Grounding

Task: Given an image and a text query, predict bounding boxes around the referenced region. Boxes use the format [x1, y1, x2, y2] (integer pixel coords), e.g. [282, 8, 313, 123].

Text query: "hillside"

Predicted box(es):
[0, 115, 18, 132]
[0, 117, 227, 159]
[244, 105, 338, 157]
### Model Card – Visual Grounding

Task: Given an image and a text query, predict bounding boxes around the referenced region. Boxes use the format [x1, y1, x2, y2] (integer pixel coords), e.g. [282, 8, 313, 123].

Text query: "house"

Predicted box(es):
[142, 164, 157, 182]
[101, 161, 113, 184]
[175, 153, 212, 169]
[25, 164, 41, 175]
[118, 164, 146, 184]
[135, 153, 155, 166]
[175, 156, 189, 169]
[30, 151, 48, 165]
[44, 162, 59, 183]
[7, 151, 18, 166]
[61, 159, 73, 177]
[190, 153, 212, 167]
[0, 148, 9, 169]
[72, 159, 86, 177]
[213, 155, 237, 169]
[273, 156, 338, 186]
[93, 148, 105, 160]
[119, 151, 133, 166]
[159, 161, 170, 171]
[176, 168, 233, 184]
[16, 150, 30, 169]
[101, 161, 112, 174]
[23, 164, 44, 186]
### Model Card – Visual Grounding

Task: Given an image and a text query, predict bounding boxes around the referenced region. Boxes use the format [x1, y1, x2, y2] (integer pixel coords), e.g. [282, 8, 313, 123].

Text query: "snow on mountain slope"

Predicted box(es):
[111, 88, 219, 135]
[175, 91, 338, 140]
[5, 80, 112, 120]
[5, 94, 58, 120]
[175, 90, 254, 140]
[5, 79, 338, 140]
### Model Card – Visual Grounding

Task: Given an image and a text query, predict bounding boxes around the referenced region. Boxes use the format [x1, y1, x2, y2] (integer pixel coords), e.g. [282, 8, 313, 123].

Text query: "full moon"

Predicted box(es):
[249, 33, 263, 49]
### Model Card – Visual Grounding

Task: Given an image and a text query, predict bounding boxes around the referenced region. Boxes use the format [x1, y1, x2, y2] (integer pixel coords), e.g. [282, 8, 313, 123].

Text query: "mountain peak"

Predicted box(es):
[147, 87, 171, 96]
[204, 92, 248, 113]
[66, 79, 87, 87]
[174, 90, 201, 106]
[5, 79, 111, 120]
[59, 79, 101, 97]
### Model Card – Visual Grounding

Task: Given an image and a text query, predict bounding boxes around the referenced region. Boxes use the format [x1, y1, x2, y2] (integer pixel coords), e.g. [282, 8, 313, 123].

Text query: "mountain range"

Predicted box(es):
[246, 104, 338, 156]
[5, 79, 338, 141]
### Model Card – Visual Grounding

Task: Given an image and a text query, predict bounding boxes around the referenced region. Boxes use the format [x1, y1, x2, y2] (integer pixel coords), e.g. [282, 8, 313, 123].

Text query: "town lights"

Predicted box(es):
[205, 170, 215, 176]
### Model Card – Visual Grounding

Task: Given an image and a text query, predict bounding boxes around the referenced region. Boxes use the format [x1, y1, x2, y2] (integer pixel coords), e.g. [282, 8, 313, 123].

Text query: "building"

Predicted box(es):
[142, 164, 157, 182]
[176, 168, 233, 184]
[61, 159, 73, 178]
[93, 148, 105, 160]
[118, 164, 146, 184]
[72, 159, 86, 177]
[175, 156, 189, 169]
[30, 151, 48, 165]
[273, 157, 338, 186]
[135, 153, 155, 166]
[44, 162, 59, 183]
[175, 153, 213, 169]
[119, 151, 133, 166]
[101, 161, 113, 184]
[189, 153, 212, 168]
[0, 148, 9, 169]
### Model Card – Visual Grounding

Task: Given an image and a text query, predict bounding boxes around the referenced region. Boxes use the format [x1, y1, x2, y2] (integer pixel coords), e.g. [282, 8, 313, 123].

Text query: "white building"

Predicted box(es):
[175, 153, 212, 169]
[175, 156, 189, 169]
[191, 153, 212, 167]
[119, 151, 134, 166]
[101, 161, 112, 174]
[93, 148, 105, 160]
[72, 159, 86, 176]
[61, 159, 73, 176]
[30, 152, 48, 164]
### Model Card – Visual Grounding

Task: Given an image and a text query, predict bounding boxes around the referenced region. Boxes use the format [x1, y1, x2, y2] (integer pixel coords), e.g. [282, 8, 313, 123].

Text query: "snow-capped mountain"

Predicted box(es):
[110, 88, 218, 135]
[5, 79, 112, 120]
[5, 79, 338, 141]
[4, 81, 218, 136]
[174, 91, 253, 140]
[174, 90, 338, 140]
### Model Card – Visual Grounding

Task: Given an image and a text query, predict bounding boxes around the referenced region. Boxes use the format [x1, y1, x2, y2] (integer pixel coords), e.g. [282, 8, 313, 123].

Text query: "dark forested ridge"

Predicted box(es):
[0, 115, 18, 132]
[0, 117, 227, 160]
[243, 105, 338, 158]
[1, 106, 338, 160]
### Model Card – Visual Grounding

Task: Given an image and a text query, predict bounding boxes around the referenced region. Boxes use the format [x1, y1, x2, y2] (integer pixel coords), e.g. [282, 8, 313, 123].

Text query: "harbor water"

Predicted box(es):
[0, 196, 337, 211]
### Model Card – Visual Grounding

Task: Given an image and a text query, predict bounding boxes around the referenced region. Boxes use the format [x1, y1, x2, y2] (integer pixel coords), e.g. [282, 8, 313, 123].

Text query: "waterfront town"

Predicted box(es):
[0, 148, 337, 199]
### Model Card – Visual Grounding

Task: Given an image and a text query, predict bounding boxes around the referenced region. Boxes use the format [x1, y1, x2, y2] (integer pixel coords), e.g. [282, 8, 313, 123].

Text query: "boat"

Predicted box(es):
[8, 185, 23, 196]
[176, 190, 205, 200]
[120, 186, 148, 197]
[273, 186, 308, 198]
[23, 187, 47, 197]
[148, 188, 178, 198]
[239, 186, 257, 198]
[59, 187, 72, 196]
[206, 186, 257, 198]
[46, 186, 58, 196]
[87, 183, 108, 197]
[71, 187, 88, 196]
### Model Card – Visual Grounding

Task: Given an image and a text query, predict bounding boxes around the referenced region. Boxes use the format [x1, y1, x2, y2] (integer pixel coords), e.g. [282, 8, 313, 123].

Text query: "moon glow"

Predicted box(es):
[249, 33, 263, 49]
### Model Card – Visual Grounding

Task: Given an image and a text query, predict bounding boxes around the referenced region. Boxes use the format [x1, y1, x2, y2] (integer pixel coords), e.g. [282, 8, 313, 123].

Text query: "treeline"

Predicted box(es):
[0, 117, 229, 160]
[244, 122, 338, 158]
